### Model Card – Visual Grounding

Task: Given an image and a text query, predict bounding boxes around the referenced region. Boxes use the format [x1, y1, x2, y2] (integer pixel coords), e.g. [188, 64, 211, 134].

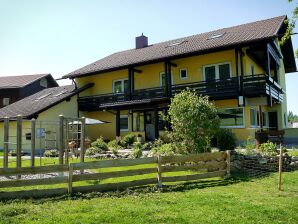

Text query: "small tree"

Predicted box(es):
[168, 90, 220, 153]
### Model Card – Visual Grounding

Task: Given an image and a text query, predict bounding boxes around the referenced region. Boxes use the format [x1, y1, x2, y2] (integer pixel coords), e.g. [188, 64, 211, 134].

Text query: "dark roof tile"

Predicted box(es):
[64, 16, 286, 78]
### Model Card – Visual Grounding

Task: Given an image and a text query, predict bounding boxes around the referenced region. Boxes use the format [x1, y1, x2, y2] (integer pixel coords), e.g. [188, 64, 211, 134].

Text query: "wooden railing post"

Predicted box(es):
[31, 118, 36, 167]
[80, 117, 86, 174]
[226, 150, 231, 177]
[278, 144, 283, 191]
[16, 115, 22, 170]
[157, 154, 162, 188]
[58, 115, 64, 165]
[3, 117, 9, 169]
[68, 163, 73, 194]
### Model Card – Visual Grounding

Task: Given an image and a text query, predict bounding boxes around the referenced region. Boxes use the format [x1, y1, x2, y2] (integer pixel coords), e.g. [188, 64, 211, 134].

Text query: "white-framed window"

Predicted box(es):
[218, 107, 245, 128]
[2, 98, 10, 106]
[203, 62, 232, 81]
[250, 108, 260, 128]
[120, 115, 129, 131]
[160, 72, 174, 87]
[179, 68, 188, 80]
[113, 79, 129, 94]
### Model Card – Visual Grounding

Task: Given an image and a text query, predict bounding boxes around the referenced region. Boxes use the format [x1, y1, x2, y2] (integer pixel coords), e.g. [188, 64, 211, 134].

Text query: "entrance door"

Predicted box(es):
[268, 112, 278, 130]
[145, 111, 155, 141]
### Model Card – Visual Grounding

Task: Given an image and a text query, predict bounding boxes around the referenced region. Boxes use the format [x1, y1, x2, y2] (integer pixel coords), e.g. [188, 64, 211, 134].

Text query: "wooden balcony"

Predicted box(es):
[78, 74, 283, 111]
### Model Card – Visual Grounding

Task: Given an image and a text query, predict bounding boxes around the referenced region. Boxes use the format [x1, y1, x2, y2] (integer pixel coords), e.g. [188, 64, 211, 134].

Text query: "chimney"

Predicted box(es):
[135, 33, 148, 49]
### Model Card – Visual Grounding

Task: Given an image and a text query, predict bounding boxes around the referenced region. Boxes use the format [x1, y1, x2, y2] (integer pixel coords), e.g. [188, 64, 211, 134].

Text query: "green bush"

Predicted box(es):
[130, 143, 143, 158]
[108, 140, 123, 150]
[86, 147, 102, 156]
[168, 90, 220, 153]
[244, 136, 256, 151]
[150, 143, 175, 156]
[44, 149, 59, 157]
[91, 137, 108, 151]
[259, 141, 277, 156]
[215, 129, 236, 151]
[122, 134, 136, 147]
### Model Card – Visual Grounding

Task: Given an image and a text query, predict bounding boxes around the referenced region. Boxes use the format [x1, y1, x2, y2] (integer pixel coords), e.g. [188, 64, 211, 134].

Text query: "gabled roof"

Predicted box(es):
[64, 15, 294, 78]
[0, 83, 93, 119]
[0, 74, 58, 89]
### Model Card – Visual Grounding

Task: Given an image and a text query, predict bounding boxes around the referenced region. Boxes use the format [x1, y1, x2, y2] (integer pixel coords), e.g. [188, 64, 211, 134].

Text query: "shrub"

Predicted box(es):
[130, 143, 143, 158]
[122, 133, 136, 147]
[168, 90, 220, 153]
[91, 137, 108, 151]
[108, 140, 123, 150]
[259, 141, 277, 156]
[85, 147, 102, 156]
[244, 136, 256, 151]
[215, 129, 236, 151]
[44, 149, 59, 157]
[150, 143, 175, 156]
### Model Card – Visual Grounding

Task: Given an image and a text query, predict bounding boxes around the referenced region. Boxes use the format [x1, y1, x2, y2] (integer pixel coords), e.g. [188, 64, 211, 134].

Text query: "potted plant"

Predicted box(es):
[137, 134, 143, 143]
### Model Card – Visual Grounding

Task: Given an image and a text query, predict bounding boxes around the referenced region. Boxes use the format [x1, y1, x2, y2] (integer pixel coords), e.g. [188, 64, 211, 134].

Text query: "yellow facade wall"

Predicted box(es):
[75, 47, 287, 143]
[0, 96, 78, 151]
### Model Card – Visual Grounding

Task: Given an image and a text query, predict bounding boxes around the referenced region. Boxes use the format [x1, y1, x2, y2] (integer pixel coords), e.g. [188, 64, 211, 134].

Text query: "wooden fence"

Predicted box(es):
[0, 151, 230, 199]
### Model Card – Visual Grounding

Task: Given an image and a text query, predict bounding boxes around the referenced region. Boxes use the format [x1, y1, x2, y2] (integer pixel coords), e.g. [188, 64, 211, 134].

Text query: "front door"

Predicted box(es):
[145, 111, 156, 141]
[268, 112, 278, 130]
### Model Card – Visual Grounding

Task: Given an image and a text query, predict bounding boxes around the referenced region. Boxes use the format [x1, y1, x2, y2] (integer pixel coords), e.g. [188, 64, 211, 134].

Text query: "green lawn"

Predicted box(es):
[0, 171, 297, 224]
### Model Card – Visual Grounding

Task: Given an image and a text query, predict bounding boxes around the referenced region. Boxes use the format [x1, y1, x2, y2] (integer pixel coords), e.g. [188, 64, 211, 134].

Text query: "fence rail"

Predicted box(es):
[0, 151, 230, 200]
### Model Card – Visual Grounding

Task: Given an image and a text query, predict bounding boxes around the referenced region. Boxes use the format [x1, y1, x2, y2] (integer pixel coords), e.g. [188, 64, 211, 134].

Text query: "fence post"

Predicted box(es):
[16, 115, 22, 169]
[278, 144, 283, 191]
[3, 117, 9, 169]
[58, 115, 64, 165]
[68, 163, 73, 194]
[31, 118, 36, 167]
[80, 117, 86, 174]
[157, 154, 162, 188]
[226, 150, 231, 177]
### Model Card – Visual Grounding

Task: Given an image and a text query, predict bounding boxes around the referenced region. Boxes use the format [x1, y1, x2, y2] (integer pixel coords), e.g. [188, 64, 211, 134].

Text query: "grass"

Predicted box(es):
[0, 171, 297, 224]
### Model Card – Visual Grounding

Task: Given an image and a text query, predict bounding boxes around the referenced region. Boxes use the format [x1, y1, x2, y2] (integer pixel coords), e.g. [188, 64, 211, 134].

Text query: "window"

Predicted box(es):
[36, 128, 45, 138]
[203, 63, 232, 81]
[207, 33, 225, 40]
[179, 68, 188, 79]
[113, 79, 129, 94]
[160, 72, 174, 87]
[40, 78, 48, 87]
[120, 115, 129, 131]
[2, 98, 10, 106]
[262, 112, 269, 127]
[218, 107, 245, 128]
[133, 112, 144, 132]
[250, 108, 259, 127]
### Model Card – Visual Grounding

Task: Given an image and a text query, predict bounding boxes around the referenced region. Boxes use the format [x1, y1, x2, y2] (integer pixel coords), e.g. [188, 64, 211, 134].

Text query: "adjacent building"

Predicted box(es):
[0, 74, 58, 108]
[61, 15, 295, 142]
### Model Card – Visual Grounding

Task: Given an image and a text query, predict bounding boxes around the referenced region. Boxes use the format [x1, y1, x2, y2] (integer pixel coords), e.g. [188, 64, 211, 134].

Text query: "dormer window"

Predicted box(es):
[3, 98, 10, 106]
[40, 78, 48, 87]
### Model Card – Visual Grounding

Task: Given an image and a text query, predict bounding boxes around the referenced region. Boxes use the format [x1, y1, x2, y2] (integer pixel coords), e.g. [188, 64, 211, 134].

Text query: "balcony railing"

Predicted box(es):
[78, 74, 283, 111]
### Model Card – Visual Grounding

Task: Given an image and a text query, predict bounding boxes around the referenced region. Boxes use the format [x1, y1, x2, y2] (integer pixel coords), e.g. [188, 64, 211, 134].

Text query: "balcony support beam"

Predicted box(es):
[164, 61, 173, 98]
[265, 44, 271, 76]
[116, 110, 120, 137]
[154, 108, 159, 139]
[239, 49, 245, 106]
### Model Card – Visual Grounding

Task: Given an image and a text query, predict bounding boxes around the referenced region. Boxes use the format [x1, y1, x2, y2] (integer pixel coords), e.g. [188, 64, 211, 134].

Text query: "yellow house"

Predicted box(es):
[0, 84, 91, 152]
[63, 15, 296, 143]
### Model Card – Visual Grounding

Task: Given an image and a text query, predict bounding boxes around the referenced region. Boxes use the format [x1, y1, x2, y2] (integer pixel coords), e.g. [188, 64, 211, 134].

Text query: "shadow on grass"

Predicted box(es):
[0, 173, 254, 204]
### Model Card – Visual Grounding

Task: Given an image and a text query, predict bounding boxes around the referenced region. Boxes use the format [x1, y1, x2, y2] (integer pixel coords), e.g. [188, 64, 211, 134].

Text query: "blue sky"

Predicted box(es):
[0, 0, 297, 113]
